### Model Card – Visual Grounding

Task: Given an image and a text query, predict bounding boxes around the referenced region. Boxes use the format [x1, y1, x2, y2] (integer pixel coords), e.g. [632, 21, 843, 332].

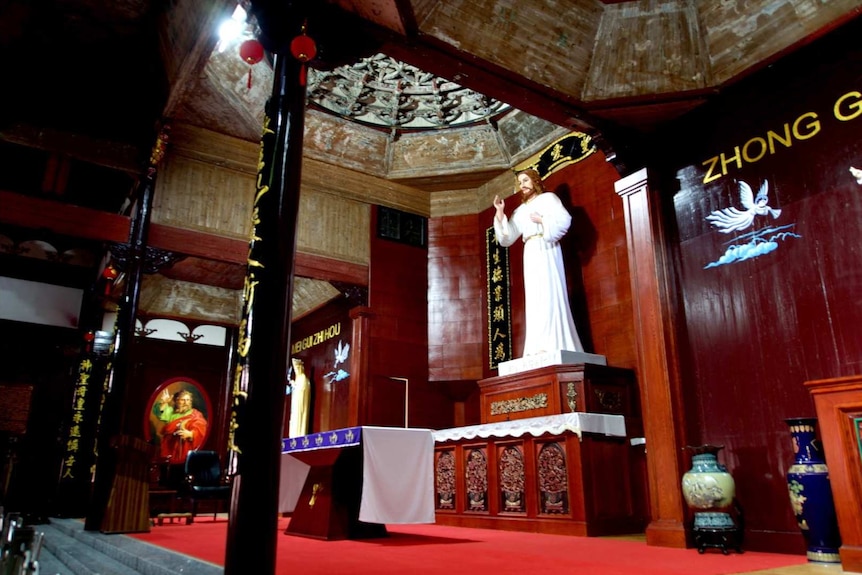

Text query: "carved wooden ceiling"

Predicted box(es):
[1, 0, 861, 321]
[4, 0, 861, 170]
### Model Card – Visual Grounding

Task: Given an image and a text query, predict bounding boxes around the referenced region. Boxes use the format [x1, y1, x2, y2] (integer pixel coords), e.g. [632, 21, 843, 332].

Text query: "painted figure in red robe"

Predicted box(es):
[154, 389, 207, 463]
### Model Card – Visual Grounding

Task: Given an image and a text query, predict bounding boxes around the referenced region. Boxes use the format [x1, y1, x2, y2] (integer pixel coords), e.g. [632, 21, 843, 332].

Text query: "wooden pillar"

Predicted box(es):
[614, 168, 689, 547]
[347, 306, 372, 427]
[805, 375, 862, 573]
[224, 36, 309, 574]
[84, 128, 168, 531]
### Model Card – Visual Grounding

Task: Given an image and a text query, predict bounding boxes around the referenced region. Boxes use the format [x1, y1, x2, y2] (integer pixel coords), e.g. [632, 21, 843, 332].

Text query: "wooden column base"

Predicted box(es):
[839, 545, 862, 573]
[645, 519, 688, 548]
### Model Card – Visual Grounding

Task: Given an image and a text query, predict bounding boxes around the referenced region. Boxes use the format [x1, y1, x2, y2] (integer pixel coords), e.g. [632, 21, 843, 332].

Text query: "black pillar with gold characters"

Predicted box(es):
[84, 126, 170, 531]
[224, 6, 316, 573]
[54, 330, 109, 518]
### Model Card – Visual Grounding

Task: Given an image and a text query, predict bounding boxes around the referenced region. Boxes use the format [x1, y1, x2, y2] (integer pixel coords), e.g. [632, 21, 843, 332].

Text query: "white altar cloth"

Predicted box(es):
[278, 426, 435, 525]
[432, 412, 626, 443]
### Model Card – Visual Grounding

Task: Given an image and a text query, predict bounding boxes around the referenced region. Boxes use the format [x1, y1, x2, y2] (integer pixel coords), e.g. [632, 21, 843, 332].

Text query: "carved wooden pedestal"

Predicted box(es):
[478, 363, 640, 428]
[433, 413, 647, 537]
[435, 364, 648, 536]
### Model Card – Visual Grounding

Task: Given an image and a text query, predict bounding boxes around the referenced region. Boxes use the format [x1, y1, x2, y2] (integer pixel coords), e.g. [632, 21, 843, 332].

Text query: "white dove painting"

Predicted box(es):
[706, 180, 782, 233]
[324, 339, 351, 383]
[334, 339, 350, 366]
[703, 178, 800, 269]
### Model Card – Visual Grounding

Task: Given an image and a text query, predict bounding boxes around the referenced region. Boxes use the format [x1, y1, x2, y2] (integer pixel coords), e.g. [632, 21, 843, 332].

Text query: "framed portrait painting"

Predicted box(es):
[144, 377, 212, 465]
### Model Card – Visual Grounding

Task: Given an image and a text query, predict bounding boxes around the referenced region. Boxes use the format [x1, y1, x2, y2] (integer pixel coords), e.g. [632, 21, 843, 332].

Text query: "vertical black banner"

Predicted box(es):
[486, 227, 512, 369]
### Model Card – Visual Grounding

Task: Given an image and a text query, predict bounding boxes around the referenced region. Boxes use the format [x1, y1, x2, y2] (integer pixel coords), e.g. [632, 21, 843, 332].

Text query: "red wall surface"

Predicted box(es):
[660, 17, 862, 552]
[427, 152, 639, 427]
[290, 297, 354, 434]
[369, 206, 452, 430]
[127, 335, 231, 458]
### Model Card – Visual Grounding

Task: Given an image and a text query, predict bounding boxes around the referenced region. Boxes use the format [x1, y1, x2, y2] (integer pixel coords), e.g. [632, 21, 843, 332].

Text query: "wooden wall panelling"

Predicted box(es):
[368, 206, 453, 431]
[427, 213, 484, 384]
[126, 337, 230, 462]
[153, 153, 255, 238]
[168, 122, 430, 219]
[166, 123, 258, 174]
[544, 153, 638, 369]
[154, 149, 372, 268]
[296, 191, 370, 266]
[663, 25, 862, 553]
[425, 154, 640, 429]
[580, 433, 644, 532]
[289, 298, 355, 435]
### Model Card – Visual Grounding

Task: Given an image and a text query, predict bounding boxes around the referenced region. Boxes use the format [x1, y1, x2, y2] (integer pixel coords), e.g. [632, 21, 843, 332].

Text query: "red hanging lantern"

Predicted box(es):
[103, 265, 118, 281]
[290, 31, 317, 86]
[83, 330, 95, 353]
[290, 34, 316, 62]
[102, 265, 118, 295]
[239, 39, 265, 89]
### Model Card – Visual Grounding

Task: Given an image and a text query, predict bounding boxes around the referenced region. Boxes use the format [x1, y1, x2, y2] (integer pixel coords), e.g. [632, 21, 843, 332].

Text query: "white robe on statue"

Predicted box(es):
[494, 192, 584, 357]
[288, 360, 310, 438]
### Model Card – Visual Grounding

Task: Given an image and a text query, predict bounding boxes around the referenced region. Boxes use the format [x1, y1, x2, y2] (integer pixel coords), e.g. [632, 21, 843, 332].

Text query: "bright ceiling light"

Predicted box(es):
[217, 5, 248, 51]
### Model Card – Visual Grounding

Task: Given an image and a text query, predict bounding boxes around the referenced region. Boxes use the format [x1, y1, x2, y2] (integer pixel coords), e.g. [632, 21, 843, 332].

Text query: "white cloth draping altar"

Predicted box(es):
[431, 412, 626, 443]
[278, 426, 435, 524]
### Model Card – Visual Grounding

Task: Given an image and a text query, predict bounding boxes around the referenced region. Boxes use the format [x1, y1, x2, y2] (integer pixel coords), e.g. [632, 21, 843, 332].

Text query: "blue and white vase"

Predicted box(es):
[785, 417, 842, 563]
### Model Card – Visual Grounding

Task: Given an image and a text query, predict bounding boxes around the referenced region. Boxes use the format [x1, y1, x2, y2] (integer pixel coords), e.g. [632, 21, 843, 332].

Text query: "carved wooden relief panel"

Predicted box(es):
[498, 443, 526, 514]
[537, 441, 569, 515]
[465, 446, 488, 513]
[435, 449, 456, 510]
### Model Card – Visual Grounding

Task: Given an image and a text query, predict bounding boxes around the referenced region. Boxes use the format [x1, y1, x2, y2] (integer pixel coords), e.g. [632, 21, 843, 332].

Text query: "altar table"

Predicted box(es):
[279, 426, 435, 540]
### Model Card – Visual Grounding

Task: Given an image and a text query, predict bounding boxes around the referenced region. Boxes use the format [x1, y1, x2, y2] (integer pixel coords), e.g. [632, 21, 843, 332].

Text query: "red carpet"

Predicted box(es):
[130, 517, 808, 575]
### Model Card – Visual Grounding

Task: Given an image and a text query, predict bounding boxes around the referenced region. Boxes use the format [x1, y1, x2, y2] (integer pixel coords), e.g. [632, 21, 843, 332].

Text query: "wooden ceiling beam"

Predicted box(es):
[0, 125, 144, 174]
[0, 190, 130, 243]
[0, 190, 368, 286]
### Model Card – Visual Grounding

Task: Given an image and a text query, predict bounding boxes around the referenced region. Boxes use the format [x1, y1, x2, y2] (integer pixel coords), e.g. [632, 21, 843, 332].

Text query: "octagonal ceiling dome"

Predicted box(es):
[307, 53, 512, 131]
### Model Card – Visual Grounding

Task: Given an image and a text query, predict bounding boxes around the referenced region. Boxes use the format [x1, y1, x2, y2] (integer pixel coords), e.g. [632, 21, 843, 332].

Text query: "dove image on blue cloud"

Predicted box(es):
[706, 180, 782, 233]
[704, 179, 800, 269]
[324, 339, 351, 383]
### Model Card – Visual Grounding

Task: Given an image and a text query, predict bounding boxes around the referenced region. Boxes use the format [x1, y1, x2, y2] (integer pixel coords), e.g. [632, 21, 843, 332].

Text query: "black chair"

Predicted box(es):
[183, 451, 232, 521]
